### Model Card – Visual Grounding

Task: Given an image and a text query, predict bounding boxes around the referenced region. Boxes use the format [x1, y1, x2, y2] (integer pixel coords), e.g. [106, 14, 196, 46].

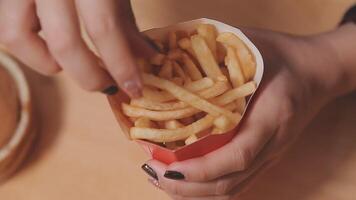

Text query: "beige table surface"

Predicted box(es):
[1, 0, 356, 199]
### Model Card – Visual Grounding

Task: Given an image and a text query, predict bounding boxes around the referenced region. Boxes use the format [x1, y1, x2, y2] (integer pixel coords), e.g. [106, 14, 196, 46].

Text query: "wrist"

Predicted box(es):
[313, 24, 356, 96]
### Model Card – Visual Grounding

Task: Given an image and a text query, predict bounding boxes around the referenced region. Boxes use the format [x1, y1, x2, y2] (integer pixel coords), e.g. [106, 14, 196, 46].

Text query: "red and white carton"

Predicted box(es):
[108, 18, 264, 164]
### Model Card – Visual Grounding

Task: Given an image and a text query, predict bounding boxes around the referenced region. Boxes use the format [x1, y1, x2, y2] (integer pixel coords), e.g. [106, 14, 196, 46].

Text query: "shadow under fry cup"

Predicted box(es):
[108, 18, 264, 164]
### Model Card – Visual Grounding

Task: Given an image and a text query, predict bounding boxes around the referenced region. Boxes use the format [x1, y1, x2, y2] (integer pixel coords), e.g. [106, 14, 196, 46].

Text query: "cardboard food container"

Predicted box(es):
[0, 50, 35, 182]
[108, 18, 264, 164]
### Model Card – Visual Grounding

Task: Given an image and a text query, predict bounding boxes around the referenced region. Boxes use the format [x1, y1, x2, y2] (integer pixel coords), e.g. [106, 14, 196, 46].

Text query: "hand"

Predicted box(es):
[142, 28, 348, 200]
[0, 0, 154, 97]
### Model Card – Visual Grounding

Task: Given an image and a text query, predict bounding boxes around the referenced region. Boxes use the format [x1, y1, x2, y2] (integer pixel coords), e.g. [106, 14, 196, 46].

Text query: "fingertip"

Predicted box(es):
[120, 75, 143, 98]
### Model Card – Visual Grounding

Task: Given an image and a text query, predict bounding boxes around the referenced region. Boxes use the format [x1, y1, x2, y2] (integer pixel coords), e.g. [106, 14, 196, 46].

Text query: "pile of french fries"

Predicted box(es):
[122, 24, 257, 149]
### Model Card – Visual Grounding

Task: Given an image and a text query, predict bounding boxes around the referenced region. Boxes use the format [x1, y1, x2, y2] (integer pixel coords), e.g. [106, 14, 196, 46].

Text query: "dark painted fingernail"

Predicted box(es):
[164, 171, 185, 180]
[102, 85, 119, 95]
[141, 164, 158, 180]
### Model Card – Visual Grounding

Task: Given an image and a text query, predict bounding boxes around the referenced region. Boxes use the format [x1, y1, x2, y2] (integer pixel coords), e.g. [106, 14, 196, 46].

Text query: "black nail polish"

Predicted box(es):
[164, 171, 185, 180]
[141, 164, 158, 180]
[102, 85, 118, 95]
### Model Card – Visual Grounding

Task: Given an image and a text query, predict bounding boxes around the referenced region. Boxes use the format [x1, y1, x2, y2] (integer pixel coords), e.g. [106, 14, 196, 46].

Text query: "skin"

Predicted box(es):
[145, 24, 356, 200]
[0, 0, 154, 97]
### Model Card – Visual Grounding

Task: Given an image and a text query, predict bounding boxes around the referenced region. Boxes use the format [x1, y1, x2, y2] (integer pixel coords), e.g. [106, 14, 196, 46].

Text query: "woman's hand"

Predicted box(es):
[142, 27, 355, 200]
[0, 0, 154, 97]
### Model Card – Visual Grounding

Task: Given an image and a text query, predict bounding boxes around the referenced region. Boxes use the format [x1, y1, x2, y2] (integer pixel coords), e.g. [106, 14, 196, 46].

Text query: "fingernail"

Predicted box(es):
[148, 178, 161, 189]
[164, 171, 185, 180]
[141, 164, 158, 180]
[123, 80, 142, 98]
[102, 85, 119, 95]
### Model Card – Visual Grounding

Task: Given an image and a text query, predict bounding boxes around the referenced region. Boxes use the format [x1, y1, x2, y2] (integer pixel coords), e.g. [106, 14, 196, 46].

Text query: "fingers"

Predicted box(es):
[165, 121, 274, 182]
[0, 0, 60, 75]
[145, 140, 275, 198]
[76, 0, 154, 98]
[36, 0, 114, 91]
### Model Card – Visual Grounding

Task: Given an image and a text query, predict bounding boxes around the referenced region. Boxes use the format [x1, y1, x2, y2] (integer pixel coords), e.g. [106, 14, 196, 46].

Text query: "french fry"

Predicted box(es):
[130, 115, 216, 142]
[165, 120, 184, 129]
[123, 103, 199, 121]
[213, 115, 232, 131]
[142, 87, 175, 102]
[172, 61, 191, 84]
[197, 76, 230, 98]
[142, 73, 240, 123]
[134, 117, 157, 128]
[197, 24, 218, 60]
[212, 81, 256, 105]
[185, 134, 198, 145]
[178, 38, 196, 57]
[191, 35, 223, 79]
[225, 46, 245, 87]
[181, 53, 203, 81]
[130, 98, 187, 111]
[217, 32, 256, 80]
[184, 77, 214, 91]
[158, 60, 173, 79]
[168, 31, 178, 50]
[142, 77, 218, 102]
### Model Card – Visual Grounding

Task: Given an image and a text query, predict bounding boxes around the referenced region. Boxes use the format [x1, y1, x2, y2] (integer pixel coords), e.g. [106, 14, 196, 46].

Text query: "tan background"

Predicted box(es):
[1, 0, 356, 199]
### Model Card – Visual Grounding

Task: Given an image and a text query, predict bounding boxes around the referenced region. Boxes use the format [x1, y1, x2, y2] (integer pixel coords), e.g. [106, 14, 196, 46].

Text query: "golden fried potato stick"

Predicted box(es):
[225, 46, 245, 87]
[213, 115, 233, 131]
[191, 35, 223, 79]
[130, 115, 216, 142]
[184, 77, 214, 92]
[217, 32, 256, 81]
[178, 38, 196, 56]
[181, 53, 203, 81]
[136, 79, 252, 112]
[158, 59, 173, 79]
[134, 117, 157, 128]
[197, 76, 230, 99]
[197, 24, 218, 60]
[142, 87, 176, 102]
[130, 98, 187, 111]
[172, 61, 191, 84]
[165, 120, 184, 130]
[123, 103, 199, 121]
[142, 74, 239, 122]
[212, 81, 256, 105]
[185, 134, 198, 145]
[142, 77, 216, 102]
